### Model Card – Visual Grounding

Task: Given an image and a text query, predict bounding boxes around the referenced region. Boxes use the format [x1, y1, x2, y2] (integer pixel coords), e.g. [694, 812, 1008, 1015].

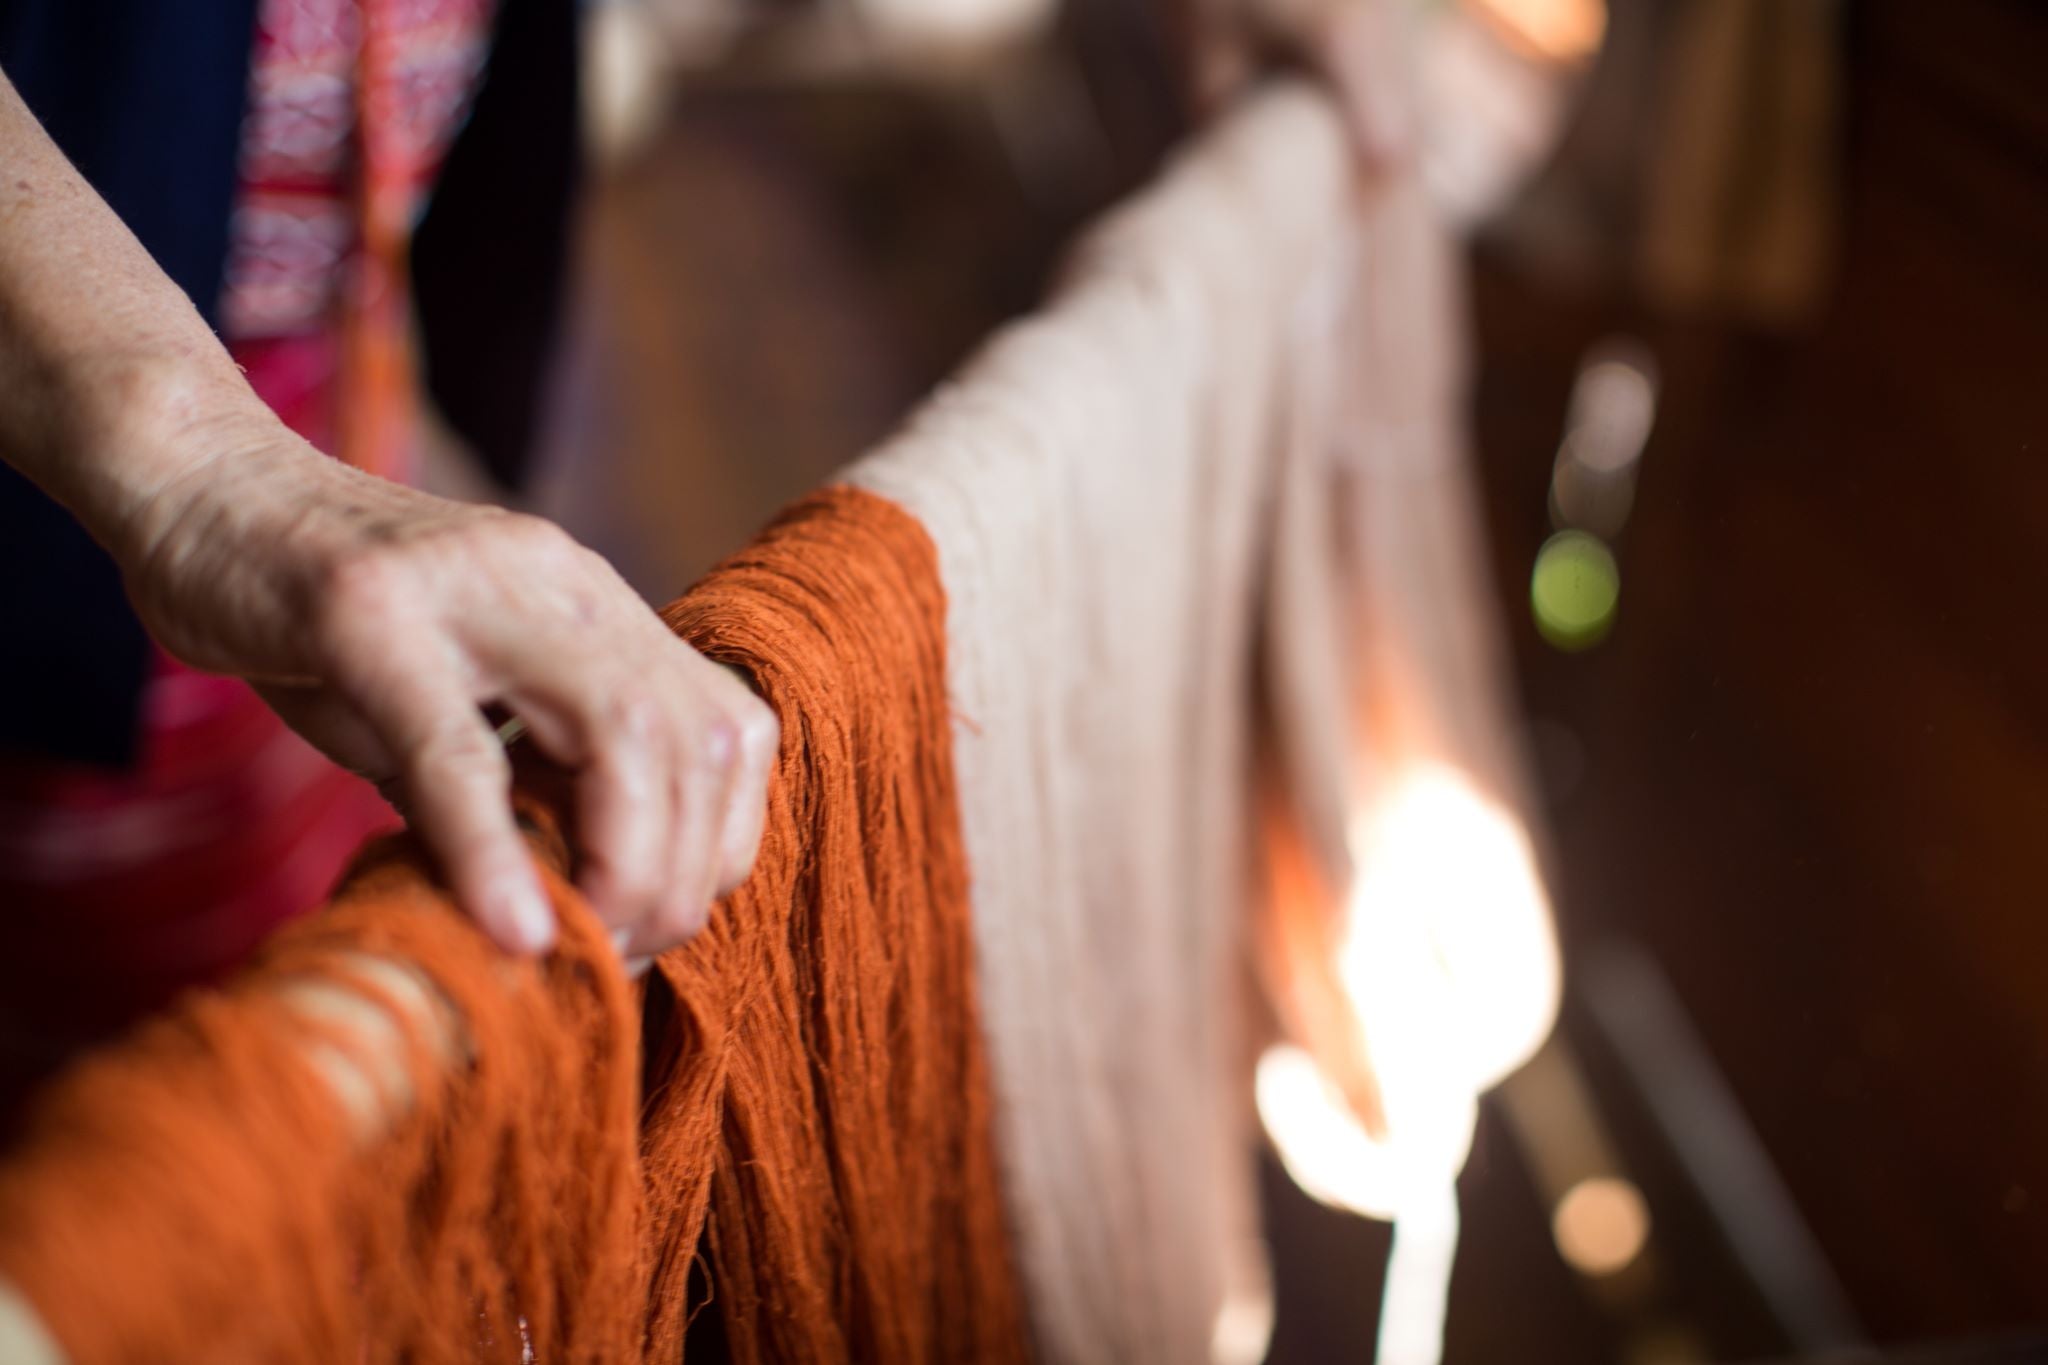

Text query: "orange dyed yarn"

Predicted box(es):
[0, 486, 1027, 1365]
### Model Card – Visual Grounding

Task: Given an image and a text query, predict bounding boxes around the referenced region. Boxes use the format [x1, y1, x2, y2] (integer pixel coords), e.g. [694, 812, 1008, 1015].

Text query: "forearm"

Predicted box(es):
[0, 74, 779, 964]
[0, 66, 276, 566]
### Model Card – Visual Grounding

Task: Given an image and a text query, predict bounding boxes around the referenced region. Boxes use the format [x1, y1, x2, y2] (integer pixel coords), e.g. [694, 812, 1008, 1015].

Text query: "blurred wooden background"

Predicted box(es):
[520, 1, 2048, 1358]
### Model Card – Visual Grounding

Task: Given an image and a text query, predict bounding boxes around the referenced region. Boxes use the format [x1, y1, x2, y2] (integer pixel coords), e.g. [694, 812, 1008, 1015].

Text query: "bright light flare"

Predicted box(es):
[1259, 765, 1557, 1216]
[1257, 765, 1558, 1365]
[1343, 766, 1559, 1097]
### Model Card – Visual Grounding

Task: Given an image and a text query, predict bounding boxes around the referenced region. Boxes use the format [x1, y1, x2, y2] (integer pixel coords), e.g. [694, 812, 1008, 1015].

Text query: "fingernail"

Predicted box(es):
[503, 877, 557, 954]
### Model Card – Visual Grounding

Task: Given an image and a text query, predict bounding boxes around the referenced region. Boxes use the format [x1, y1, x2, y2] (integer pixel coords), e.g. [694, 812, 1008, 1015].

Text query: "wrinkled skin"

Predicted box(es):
[124, 414, 778, 960]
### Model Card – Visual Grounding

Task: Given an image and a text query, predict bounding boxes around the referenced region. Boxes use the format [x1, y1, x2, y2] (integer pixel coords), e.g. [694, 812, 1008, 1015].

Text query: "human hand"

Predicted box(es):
[1186, 0, 1416, 168]
[117, 407, 777, 960]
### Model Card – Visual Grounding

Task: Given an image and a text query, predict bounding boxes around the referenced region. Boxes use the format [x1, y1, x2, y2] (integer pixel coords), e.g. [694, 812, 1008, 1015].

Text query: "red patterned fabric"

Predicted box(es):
[226, 0, 498, 463]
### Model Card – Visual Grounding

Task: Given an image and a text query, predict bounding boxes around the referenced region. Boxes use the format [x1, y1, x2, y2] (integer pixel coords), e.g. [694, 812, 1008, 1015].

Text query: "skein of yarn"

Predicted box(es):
[0, 488, 1027, 1365]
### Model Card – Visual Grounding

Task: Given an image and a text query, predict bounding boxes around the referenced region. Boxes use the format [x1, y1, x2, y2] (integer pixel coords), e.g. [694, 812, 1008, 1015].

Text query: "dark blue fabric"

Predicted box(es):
[0, 0, 259, 766]
[413, 0, 581, 492]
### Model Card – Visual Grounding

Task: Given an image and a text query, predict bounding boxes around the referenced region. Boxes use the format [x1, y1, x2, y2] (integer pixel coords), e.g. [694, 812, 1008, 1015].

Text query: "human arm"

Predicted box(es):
[0, 67, 775, 958]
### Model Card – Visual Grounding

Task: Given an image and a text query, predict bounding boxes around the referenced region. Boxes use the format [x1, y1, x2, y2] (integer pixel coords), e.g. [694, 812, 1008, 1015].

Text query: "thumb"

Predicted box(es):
[253, 680, 400, 788]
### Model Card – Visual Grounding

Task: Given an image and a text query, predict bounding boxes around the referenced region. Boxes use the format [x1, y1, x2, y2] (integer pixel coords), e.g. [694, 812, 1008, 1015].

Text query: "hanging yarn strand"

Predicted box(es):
[0, 821, 646, 1365]
[848, 80, 1371, 1365]
[643, 492, 1025, 1365]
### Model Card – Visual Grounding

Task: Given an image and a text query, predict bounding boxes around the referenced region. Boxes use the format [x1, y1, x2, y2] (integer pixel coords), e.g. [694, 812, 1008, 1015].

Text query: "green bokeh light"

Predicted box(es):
[1531, 531, 1620, 651]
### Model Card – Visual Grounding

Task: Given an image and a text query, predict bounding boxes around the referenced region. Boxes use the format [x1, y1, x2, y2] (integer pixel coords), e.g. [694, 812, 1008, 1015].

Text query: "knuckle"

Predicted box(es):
[736, 701, 779, 765]
[605, 688, 660, 738]
[513, 511, 572, 547]
[503, 512, 580, 565]
[456, 829, 524, 876]
[691, 716, 740, 772]
[414, 721, 509, 784]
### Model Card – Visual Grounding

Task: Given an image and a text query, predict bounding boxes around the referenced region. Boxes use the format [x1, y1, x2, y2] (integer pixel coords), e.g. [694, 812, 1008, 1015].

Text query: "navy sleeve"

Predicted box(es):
[0, 0, 256, 765]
